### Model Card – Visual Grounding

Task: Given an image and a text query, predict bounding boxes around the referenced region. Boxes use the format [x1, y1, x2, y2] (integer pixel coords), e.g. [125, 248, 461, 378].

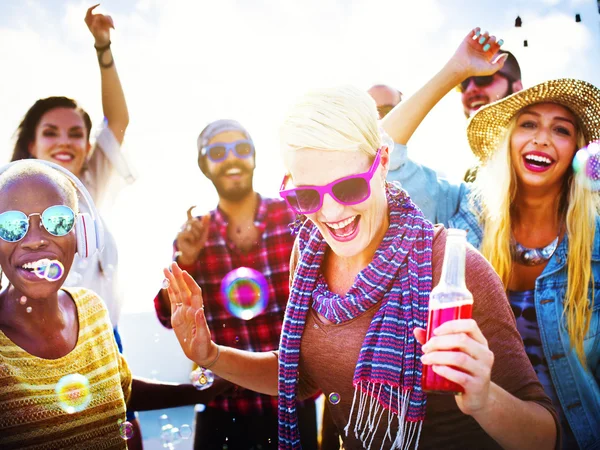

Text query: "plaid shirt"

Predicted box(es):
[154, 195, 295, 416]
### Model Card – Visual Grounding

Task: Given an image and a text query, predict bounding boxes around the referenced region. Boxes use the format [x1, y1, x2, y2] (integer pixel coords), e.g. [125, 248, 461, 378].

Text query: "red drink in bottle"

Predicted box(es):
[422, 229, 473, 395]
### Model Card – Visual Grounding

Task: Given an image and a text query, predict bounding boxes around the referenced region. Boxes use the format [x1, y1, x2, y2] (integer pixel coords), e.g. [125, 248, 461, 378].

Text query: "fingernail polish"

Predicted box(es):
[483, 43, 491, 52]
[497, 39, 504, 47]
[479, 36, 486, 44]
[475, 29, 481, 37]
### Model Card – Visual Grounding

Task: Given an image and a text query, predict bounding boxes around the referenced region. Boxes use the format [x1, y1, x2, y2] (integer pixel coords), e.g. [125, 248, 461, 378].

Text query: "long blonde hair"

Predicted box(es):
[475, 110, 598, 364]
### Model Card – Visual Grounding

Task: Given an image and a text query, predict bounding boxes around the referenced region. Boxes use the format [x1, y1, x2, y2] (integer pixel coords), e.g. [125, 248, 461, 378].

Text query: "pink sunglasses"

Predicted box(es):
[279, 149, 382, 215]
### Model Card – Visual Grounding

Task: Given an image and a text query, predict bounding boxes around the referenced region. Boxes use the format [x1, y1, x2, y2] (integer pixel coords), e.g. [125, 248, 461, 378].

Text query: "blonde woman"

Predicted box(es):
[447, 83, 600, 449]
[380, 55, 600, 447]
[163, 29, 558, 450]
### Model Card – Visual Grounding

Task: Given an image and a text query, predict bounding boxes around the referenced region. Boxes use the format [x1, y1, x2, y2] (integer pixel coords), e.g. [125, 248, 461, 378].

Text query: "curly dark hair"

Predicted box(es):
[11, 97, 93, 162]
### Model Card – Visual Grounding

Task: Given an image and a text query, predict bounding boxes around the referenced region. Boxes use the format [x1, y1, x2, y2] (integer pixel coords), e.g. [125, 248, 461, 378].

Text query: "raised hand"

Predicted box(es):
[163, 262, 218, 366]
[85, 4, 114, 46]
[451, 28, 508, 79]
[176, 206, 211, 266]
[414, 319, 495, 415]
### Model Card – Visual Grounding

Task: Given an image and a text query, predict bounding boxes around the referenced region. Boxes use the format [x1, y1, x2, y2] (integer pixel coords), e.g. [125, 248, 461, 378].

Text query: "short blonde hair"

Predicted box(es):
[279, 86, 381, 169]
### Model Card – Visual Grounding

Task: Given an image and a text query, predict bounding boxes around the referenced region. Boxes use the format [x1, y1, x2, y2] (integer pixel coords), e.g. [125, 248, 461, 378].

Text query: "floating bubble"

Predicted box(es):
[574, 142, 600, 191]
[55, 373, 92, 414]
[154, 333, 160, 343]
[170, 427, 182, 445]
[180, 424, 192, 439]
[161, 424, 174, 447]
[26, 307, 32, 313]
[158, 414, 170, 428]
[328, 392, 341, 405]
[190, 368, 214, 390]
[33, 259, 64, 282]
[162, 279, 170, 289]
[19, 296, 27, 305]
[234, 336, 240, 343]
[220, 267, 269, 320]
[119, 421, 134, 440]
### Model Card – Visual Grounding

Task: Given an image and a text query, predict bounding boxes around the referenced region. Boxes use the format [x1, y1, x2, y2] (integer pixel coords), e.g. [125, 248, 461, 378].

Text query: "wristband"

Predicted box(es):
[203, 345, 221, 369]
[94, 41, 114, 69]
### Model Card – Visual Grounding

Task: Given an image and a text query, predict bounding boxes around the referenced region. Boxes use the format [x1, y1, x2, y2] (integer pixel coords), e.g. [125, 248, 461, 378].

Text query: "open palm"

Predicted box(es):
[163, 262, 214, 365]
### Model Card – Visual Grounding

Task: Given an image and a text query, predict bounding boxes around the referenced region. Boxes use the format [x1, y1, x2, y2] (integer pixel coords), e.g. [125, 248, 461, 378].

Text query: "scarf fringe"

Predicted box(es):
[345, 383, 423, 450]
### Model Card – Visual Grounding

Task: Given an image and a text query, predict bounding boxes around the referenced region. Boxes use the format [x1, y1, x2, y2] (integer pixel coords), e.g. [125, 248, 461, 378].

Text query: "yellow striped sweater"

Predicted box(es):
[0, 287, 132, 449]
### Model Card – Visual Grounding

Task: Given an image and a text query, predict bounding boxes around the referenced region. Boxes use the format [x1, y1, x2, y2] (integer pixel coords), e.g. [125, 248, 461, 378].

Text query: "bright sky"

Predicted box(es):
[1, 0, 599, 313]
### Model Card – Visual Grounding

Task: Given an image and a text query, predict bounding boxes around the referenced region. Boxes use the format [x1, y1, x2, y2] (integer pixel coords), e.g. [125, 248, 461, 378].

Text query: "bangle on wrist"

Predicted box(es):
[203, 345, 221, 369]
[94, 40, 114, 69]
[94, 40, 111, 52]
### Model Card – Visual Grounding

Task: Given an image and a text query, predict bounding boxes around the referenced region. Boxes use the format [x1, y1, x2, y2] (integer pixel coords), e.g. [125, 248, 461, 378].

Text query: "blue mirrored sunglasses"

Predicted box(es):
[0, 205, 75, 243]
[201, 139, 255, 163]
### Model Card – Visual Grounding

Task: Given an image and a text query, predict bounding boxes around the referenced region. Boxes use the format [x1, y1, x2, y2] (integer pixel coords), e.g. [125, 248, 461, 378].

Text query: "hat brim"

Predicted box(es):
[466, 78, 600, 161]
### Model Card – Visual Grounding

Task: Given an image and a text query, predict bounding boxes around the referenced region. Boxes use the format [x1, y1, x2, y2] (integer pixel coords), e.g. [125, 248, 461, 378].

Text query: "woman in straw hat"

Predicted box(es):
[382, 62, 600, 448]
[449, 79, 600, 449]
[163, 28, 559, 450]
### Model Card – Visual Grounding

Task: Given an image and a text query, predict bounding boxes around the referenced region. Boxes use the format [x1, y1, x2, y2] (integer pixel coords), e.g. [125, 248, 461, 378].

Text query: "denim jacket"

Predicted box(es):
[450, 203, 600, 449]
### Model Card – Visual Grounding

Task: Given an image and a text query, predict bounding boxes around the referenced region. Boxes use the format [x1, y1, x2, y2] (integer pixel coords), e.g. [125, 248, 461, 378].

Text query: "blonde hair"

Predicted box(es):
[475, 110, 598, 365]
[279, 86, 381, 168]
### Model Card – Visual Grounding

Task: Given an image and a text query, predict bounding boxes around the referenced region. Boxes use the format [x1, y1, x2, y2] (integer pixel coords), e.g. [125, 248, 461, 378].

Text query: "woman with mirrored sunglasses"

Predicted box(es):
[0, 161, 235, 449]
[8, 5, 143, 442]
[164, 29, 557, 450]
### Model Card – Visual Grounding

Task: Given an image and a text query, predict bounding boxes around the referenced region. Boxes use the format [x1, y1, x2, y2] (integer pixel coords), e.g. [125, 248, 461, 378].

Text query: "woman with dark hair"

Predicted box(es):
[9, 4, 140, 445]
[11, 6, 133, 206]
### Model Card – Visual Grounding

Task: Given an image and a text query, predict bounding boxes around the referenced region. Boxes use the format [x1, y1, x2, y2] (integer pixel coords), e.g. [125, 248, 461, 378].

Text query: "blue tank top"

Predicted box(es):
[508, 290, 578, 449]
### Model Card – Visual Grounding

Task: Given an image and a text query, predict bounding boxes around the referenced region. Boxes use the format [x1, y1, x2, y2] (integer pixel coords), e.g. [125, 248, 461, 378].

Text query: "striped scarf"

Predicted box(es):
[278, 183, 433, 449]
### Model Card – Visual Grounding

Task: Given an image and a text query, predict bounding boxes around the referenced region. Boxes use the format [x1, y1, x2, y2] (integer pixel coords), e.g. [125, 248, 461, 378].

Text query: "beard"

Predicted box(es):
[210, 163, 255, 202]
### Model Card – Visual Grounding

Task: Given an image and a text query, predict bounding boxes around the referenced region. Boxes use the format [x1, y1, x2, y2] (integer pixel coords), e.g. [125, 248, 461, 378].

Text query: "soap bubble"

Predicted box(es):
[190, 368, 214, 390]
[162, 279, 170, 289]
[119, 421, 134, 440]
[180, 424, 192, 439]
[220, 267, 269, 320]
[328, 392, 341, 405]
[55, 373, 92, 414]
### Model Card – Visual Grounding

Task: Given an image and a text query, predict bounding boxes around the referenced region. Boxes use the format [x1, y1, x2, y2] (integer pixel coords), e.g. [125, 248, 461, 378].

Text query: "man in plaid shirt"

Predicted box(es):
[154, 120, 317, 450]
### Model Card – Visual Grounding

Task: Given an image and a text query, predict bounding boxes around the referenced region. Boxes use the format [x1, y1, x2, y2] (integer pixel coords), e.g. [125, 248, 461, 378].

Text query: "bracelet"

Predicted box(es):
[203, 345, 221, 369]
[94, 40, 111, 52]
[94, 41, 114, 69]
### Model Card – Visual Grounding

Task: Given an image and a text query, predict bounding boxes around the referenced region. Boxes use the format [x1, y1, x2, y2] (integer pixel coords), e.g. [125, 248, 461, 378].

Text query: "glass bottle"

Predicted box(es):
[422, 229, 473, 395]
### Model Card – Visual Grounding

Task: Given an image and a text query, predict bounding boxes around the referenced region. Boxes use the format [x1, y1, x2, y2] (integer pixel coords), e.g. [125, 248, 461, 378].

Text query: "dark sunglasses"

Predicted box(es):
[279, 149, 382, 215]
[0, 205, 75, 243]
[459, 73, 513, 92]
[201, 140, 255, 163]
[377, 104, 395, 119]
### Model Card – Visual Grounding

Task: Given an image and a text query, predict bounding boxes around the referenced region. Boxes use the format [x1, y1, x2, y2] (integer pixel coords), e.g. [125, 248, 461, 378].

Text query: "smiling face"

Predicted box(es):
[286, 148, 390, 259]
[0, 175, 77, 300]
[204, 130, 255, 202]
[510, 102, 579, 190]
[462, 74, 514, 118]
[28, 108, 91, 178]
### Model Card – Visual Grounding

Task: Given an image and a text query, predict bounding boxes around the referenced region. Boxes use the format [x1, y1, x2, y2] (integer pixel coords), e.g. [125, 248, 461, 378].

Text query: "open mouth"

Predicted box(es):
[523, 153, 554, 172]
[324, 215, 361, 242]
[467, 96, 489, 111]
[51, 152, 75, 162]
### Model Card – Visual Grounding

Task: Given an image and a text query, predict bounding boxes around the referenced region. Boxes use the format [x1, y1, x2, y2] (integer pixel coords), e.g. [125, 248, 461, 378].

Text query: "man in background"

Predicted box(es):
[154, 120, 318, 450]
[368, 49, 523, 221]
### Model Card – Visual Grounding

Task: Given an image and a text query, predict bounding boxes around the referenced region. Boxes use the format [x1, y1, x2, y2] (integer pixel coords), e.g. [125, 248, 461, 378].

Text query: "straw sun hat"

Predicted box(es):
[466, 78, 600, 161]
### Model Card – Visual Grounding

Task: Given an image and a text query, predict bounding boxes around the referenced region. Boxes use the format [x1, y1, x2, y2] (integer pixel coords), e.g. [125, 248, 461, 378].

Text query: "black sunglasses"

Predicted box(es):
[459, 74, 513, 92]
